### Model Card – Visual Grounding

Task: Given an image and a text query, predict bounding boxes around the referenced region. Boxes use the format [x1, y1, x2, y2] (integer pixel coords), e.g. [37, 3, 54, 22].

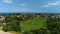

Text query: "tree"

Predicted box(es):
[2, 15, 21, 32]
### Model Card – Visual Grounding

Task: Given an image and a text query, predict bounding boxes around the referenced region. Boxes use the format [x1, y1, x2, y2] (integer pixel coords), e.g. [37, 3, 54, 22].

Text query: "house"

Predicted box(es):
[0, 16, 5, 21]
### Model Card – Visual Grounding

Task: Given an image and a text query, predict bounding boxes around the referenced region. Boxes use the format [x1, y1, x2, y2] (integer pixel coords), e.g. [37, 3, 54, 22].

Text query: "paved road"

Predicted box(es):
[0, 30, 13, 34]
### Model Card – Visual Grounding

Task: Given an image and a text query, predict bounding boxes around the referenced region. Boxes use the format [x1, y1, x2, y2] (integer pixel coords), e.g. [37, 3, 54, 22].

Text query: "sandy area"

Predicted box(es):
[0, 30, 13, 34]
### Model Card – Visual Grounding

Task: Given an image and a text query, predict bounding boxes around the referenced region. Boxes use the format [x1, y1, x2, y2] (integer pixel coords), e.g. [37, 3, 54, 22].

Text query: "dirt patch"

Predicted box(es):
[0, 30, 13, 34]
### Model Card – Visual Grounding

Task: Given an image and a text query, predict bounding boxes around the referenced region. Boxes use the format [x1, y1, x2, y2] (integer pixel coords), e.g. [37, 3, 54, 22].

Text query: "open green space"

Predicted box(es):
[21, 17, 46, 30]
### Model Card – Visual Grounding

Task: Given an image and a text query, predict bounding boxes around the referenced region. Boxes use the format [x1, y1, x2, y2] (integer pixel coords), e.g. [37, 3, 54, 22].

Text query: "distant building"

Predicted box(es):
[51, 15, 60, 18]
[0, 16, 5, 21]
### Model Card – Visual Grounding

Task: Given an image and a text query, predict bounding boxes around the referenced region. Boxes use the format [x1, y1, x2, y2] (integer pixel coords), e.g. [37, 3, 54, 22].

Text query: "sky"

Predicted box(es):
[0, 0, 60, 13]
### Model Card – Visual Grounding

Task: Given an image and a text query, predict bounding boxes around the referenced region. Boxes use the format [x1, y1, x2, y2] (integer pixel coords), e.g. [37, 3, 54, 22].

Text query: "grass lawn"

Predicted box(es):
[21, 17, 46, 30]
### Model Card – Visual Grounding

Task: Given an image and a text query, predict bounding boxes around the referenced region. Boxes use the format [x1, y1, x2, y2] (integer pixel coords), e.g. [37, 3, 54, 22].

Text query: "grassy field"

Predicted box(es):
[21, 17, 46, 30]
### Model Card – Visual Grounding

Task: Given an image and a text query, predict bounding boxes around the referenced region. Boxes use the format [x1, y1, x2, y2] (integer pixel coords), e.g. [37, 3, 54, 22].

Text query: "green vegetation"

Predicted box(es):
[22, 16, 60, 34]
[0, 14, 60, 34]
[21, 17, 46, 30]
[2, 15, 21, 32]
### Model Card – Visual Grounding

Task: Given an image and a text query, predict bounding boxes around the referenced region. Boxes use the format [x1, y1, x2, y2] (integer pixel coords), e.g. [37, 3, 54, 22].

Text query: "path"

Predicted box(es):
[0, 30, 13, 34]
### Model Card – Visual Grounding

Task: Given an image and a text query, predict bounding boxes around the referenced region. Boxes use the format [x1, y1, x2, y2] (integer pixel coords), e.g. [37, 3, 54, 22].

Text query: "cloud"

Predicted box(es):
[42, 1, 60, 7]
[3, 0, 13, 3]
[15, 8, 33, 13]
[20, 3, 27, 6]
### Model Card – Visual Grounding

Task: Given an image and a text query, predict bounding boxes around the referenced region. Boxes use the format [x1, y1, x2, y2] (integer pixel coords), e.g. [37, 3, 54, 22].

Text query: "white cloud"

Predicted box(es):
[20, 3, 27, 6]
[42, 1, 60, 7]
[43, 5, 50, 7]
[3, 0, 13, 3]
[15, 8, 33, 13]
